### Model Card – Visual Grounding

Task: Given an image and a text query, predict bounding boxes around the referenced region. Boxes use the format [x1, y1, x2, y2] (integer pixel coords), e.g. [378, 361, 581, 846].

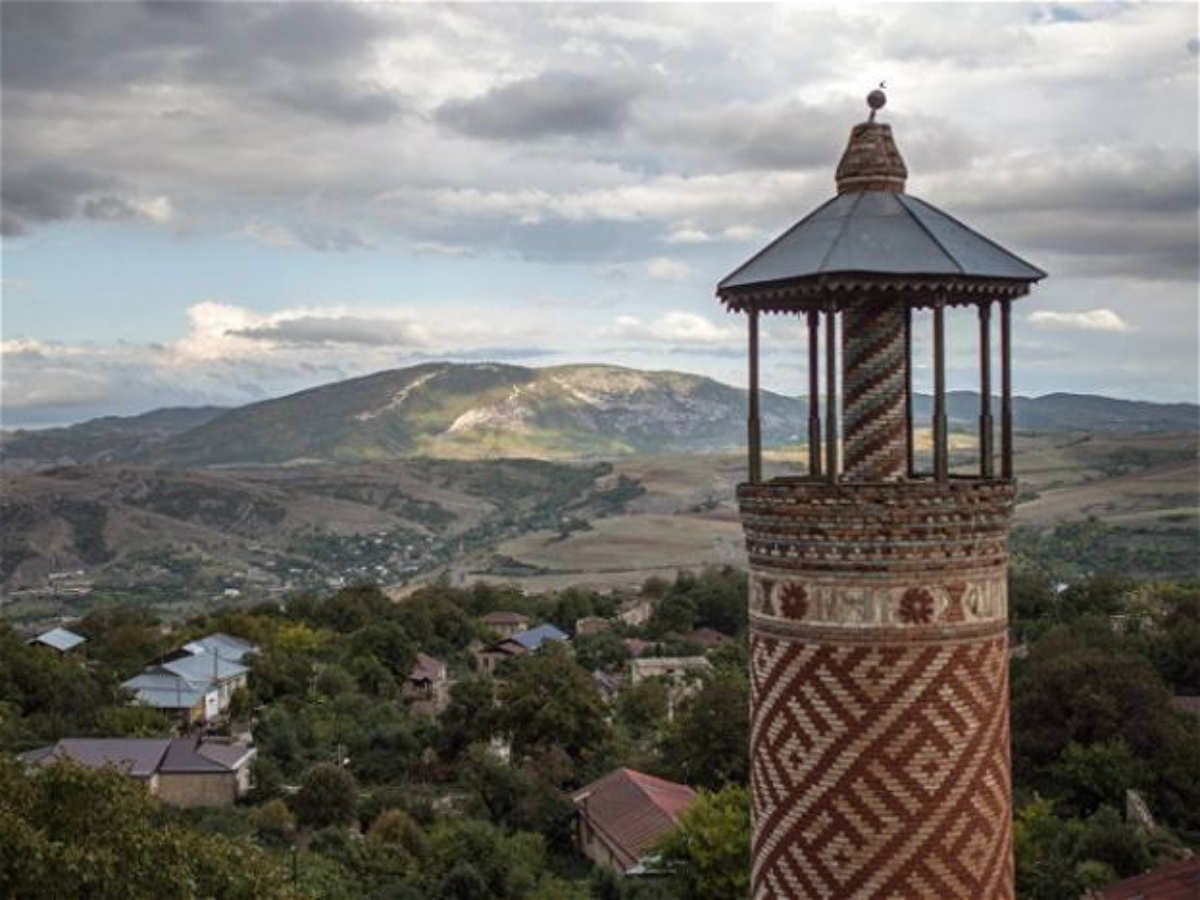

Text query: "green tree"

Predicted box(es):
[438, 862, 488, 900]
[249, 797, 295, 846]
[1048, 739, 1146, 816]
[497, 644, 612, 766]
[654, 784, 750, 900]
[76, 606, 167, 676]
[351, 621, 417, 681]
[94, 704, 172, 738]
[660, 672, 749, 789]
[293, 762, 359, 830]
[461, 744, 576, 850]
[1058, 574, 1133, 621]
[616, 678, 670, 742]
[1013, 796, 1083, 900]
[1011, 620, 1175, 780]
[439, 674, 498, 760]
[0, 758, 288, 899]
[574, 630, 628, 673]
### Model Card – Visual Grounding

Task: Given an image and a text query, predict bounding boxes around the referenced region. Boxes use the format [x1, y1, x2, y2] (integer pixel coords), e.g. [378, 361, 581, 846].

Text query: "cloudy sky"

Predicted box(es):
[2, 1, 1197, 428]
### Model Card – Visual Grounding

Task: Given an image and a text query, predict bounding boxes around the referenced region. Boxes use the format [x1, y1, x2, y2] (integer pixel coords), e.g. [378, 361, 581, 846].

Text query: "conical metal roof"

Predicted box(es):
[718, 190, 1045, 293]
[717, 99, 1045, 309]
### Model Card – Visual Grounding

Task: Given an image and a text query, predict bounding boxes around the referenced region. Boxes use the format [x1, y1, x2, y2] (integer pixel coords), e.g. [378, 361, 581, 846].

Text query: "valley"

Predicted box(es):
[3, 363, 1195, 623]
[3, 428, 1196, 625]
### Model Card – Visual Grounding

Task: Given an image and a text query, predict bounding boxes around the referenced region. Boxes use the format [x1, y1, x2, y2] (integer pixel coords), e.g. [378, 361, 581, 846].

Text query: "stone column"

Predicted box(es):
[842, 303, 908, 481]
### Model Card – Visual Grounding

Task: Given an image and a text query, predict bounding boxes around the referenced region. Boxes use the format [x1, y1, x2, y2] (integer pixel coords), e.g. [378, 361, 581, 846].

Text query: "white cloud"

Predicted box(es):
[1027, 308, 1133, 333]
[645, 256, 692, 282]
[134, 195, 173, 222]
[607, 311, 741, 345]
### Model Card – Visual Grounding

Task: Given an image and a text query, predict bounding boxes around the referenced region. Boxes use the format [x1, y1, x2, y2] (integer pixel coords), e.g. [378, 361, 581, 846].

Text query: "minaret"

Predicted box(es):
[717, 89, 1045, 900]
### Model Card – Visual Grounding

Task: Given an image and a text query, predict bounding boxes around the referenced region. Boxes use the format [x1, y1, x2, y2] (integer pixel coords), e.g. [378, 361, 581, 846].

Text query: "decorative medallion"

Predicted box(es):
[779, 583, 808, 620]
[898, 587, 934, 624]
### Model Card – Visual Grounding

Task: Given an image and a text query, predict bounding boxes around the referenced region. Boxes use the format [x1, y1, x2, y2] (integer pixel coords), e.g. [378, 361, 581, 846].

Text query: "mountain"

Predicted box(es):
[0, 406, 227, 470]
[1, 363, 1196, 468]
[2, 363, 808, 467]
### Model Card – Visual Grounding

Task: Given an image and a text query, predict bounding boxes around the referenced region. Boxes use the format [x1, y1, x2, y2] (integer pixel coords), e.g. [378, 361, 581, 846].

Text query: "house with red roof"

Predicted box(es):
[1090, 856, 1200, 900]
[572, 767, 696, 874]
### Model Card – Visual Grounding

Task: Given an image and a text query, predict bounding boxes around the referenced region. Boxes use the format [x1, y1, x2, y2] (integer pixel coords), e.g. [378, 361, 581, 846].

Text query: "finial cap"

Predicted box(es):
[835, 89, 907, 194]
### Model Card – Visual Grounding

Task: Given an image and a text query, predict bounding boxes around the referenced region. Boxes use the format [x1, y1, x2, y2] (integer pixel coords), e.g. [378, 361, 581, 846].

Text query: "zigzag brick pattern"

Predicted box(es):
[749, 631, 1013, 900]
[842, 304, 907, 482]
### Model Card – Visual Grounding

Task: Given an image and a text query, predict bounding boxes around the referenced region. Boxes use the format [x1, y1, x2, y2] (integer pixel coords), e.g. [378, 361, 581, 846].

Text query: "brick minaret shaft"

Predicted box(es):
[739, 117, 1017, 900]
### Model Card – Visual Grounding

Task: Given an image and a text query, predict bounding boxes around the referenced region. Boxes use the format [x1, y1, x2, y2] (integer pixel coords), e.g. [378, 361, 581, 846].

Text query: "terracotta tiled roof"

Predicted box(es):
[573, 768, 696, 870]
[1093, 856, 1200, 900]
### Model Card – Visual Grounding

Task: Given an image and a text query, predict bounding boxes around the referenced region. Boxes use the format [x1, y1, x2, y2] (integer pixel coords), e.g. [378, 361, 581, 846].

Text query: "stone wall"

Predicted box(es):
[155, 771, 238, 808]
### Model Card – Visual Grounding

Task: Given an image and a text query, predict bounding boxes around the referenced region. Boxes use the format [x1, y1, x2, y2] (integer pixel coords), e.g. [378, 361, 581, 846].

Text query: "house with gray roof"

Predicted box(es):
[121, 670, 215, 725]
[180, 632, 257, 664]
[122, 633, 254, 723]
[161, 652, 249, 711]
[28, 626, 87, 653]
[19, 736, 255, 807]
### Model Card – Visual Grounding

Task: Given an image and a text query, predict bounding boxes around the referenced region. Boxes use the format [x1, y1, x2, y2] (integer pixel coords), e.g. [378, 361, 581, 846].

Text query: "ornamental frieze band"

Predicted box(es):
[749, 572, 1008, 630]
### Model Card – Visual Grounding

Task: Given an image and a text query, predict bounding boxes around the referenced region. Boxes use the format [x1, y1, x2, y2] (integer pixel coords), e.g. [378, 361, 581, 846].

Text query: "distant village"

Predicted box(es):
[9, 572, 751, 891]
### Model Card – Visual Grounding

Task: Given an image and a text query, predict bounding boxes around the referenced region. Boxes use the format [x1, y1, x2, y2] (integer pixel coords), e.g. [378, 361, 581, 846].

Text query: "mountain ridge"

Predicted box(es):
[2, 362, 1195, 469]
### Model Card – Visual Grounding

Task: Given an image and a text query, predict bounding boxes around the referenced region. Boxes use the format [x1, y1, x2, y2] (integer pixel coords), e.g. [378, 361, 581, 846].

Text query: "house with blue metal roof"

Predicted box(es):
[477, 622, 571, 674]
[510, 623, 569, 651]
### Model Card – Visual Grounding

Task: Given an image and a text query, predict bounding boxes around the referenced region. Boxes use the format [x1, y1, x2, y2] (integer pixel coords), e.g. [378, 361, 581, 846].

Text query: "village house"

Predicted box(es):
[406, 651, 450, 715]
[121, 670, 213, 725]
[477, 623, 569, 674]
[176, 632, 258, 664]
[574, 615, 610, 637]
[481, 610, 530, 639]
[572, 767, 696, 874]
[629, 656, 712, 686]
[1089, 855, 1200, 900]
[616, 597, 654, 627]
[122, 632, 256, 723]
[27, 626, 87, 654]
[20, 736, 256, 808]
[629, 656, 712, 718]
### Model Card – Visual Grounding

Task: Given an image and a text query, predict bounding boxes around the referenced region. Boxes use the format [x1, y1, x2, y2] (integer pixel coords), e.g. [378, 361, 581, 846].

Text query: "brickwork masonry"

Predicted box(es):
[741, 479, 1015, 900]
